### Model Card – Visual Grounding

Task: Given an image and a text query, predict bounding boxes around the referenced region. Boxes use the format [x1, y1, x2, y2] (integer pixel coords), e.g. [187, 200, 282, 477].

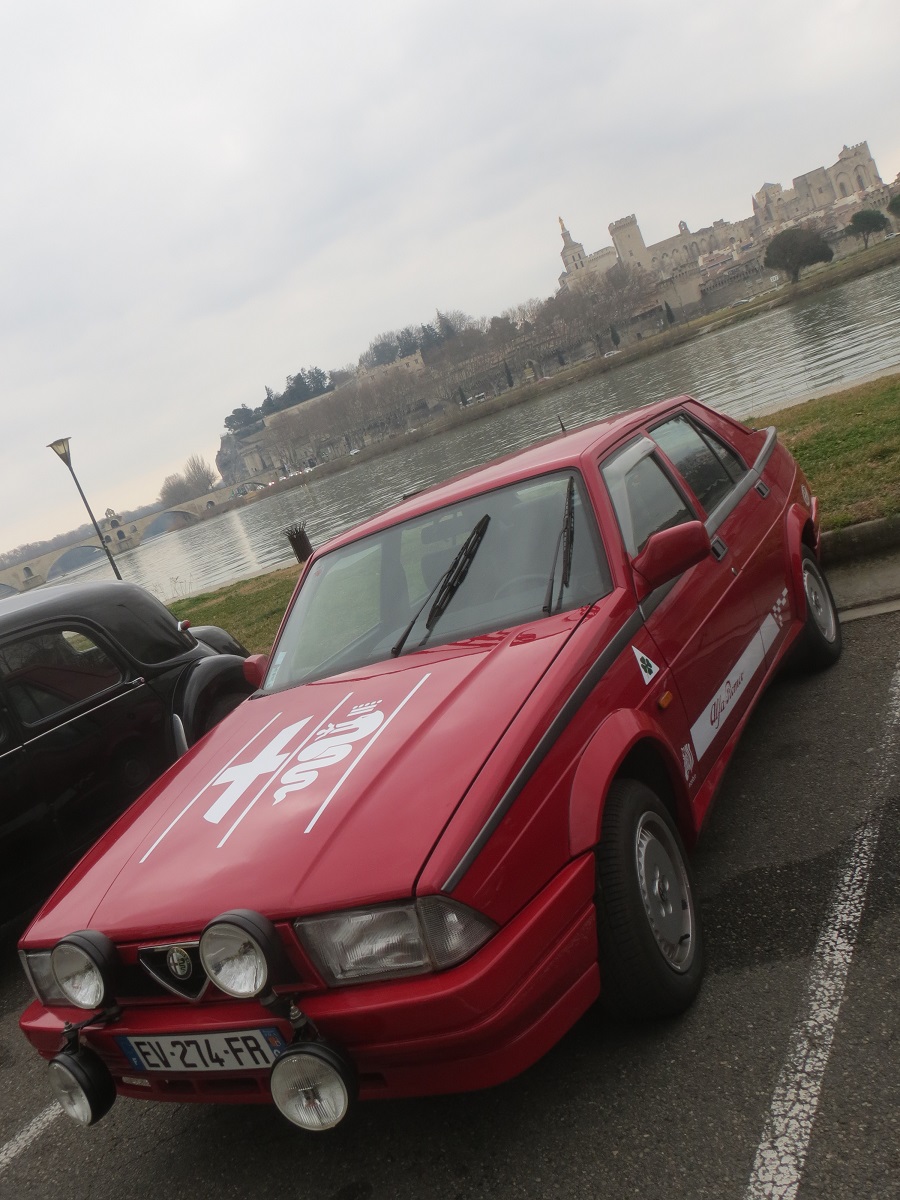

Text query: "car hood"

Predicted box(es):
[28, 620, 579, 942]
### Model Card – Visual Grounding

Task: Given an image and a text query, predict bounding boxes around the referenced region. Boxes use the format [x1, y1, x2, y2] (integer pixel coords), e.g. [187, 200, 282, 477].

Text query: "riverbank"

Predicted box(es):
[210, 238, 900, 508]
[170, 370, 900, 652]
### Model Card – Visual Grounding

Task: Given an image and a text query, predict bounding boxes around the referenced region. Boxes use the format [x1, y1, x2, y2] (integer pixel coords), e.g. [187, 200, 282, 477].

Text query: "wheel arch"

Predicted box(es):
[784, 500, 820, 622]
[172, 654, 254, 746]
[568, 710, 692, 857]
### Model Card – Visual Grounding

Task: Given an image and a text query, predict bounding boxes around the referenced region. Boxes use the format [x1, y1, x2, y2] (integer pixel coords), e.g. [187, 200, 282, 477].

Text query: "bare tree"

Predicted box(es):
[183, 454, 218, 496]
[159, 474, 194, 506]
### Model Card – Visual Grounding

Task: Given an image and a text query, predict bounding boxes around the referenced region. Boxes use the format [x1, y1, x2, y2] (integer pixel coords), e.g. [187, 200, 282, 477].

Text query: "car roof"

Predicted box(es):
[0, 580, 186, 657]
[323, 394, 693, 552]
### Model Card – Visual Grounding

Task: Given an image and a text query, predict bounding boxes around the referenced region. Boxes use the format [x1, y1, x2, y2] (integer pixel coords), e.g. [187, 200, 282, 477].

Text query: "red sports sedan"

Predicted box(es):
[18, 396, 841, 1131]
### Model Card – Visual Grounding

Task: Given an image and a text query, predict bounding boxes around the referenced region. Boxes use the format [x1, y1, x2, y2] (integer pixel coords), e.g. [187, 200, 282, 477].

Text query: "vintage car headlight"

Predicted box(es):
[49, 931, 118, 1010]
[295, 897, 496, 986]
[199, 909, 286, 999]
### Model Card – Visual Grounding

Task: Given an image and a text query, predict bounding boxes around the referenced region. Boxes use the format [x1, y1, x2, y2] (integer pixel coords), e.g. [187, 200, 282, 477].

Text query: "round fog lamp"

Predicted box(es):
[270, 1045, 354, 1131]
[199, 909, 286, 999]
[49, 1049, 116, 1126]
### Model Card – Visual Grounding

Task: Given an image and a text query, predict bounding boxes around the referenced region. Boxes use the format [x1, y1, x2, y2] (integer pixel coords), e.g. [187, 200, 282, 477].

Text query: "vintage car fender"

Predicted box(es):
[189, 624, 250, 657]
[172, 653, 255, 747]
[568, 708, 689, 857]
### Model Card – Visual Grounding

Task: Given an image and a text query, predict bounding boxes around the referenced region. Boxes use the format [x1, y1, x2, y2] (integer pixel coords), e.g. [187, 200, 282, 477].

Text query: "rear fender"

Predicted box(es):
[189, 625, 250, 657]
[173, 655, 254, 746]
[784, 500, 818, 621]
[568, 709, 690, 855]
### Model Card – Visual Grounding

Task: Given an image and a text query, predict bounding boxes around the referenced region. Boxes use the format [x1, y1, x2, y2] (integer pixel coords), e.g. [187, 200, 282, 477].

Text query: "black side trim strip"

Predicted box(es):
[442, 609, 644, 893]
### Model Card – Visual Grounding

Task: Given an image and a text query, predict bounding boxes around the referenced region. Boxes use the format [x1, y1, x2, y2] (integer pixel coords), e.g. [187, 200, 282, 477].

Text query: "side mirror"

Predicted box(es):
[242, 653, 270, 690]
[632, 521, 711, 600]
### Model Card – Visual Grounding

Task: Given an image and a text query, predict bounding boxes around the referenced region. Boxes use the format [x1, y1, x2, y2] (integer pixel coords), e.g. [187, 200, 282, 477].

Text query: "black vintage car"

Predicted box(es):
[0, 580, 254, 920]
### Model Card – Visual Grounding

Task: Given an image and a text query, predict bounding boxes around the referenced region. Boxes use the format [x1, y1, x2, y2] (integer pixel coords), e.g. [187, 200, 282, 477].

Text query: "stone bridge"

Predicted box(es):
[0, 490, 226, 596]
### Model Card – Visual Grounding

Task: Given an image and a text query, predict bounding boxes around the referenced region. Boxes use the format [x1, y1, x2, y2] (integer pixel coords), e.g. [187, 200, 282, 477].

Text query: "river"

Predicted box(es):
[63, 262, 900, 603]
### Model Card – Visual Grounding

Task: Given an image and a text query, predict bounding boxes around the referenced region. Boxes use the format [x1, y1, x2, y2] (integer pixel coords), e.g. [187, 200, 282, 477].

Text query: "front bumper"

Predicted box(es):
[20, 856, 599, 1105]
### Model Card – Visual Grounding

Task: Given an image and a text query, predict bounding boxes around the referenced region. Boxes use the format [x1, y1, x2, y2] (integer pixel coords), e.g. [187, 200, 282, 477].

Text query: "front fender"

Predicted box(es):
[173, 655, 254, 746]
[568, 709, 687, 856]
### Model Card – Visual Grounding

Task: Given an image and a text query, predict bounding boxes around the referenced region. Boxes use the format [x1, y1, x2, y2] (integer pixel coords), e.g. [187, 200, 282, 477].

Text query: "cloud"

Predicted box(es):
[1, 0, 898, 550]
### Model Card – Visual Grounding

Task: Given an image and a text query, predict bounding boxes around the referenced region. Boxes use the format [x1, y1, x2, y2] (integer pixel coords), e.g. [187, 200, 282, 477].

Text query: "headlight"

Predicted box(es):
[199, 909, 286, 999]
[48, 931, 117, 1010]
[19, 950, 67, 1006]
[296, 897, 496, 986]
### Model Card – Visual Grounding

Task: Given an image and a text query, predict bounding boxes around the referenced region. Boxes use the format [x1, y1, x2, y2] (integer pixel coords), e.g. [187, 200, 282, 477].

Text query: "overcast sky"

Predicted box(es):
[2, 0, 898, 554]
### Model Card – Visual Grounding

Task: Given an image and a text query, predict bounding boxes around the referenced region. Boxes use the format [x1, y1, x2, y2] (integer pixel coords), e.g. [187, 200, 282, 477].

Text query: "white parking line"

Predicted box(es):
[0, 1104, 60, 1175]
[744, 656, 900, 1200]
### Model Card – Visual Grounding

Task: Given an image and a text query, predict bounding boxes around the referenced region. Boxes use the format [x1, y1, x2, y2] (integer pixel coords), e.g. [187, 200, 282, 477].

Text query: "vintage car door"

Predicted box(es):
[0, 622, 169, 913]
[600, 432, 763, 790]
[0, 703, 31, 916]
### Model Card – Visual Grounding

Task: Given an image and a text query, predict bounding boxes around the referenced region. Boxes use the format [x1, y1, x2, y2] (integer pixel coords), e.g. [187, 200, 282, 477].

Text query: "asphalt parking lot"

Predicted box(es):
[1, 608, 898, 1200]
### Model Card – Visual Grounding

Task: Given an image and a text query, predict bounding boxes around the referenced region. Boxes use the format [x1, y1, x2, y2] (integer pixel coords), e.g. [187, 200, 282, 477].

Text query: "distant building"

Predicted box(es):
[557, 141, 890, 314]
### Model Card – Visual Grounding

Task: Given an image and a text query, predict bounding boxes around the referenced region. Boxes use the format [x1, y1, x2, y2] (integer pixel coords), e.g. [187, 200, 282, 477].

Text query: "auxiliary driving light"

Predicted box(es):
[48, 1048, 116, 1126]
[199, 909, 287, 999]
[270, 1044, 356, 1131]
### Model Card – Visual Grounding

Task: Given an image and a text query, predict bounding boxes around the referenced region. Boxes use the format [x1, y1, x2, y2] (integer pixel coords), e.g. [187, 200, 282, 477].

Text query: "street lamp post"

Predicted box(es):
[47, 437, 122, 581]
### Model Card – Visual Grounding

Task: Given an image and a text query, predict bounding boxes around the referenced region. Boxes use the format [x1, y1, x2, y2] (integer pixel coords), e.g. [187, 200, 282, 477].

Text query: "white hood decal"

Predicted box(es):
[139, 673, 430, 861]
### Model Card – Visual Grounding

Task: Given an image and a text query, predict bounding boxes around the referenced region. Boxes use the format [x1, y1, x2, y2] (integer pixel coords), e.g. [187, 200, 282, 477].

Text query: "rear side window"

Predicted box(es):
[650, 414, 746, 514]
[0, 628, 122, 725]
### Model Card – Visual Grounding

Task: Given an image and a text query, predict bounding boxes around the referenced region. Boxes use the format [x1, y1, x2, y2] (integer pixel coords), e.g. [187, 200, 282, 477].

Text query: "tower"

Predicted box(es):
[559, 217, 587, 275]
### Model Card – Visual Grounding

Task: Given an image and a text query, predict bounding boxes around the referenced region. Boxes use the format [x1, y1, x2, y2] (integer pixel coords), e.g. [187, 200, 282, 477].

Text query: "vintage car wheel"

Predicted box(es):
[800, 547, 842, 670]
[595, 779, 705, 1019]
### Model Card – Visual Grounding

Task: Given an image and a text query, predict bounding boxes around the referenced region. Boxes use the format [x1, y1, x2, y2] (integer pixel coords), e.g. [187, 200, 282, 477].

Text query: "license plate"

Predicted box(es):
[117, 1028, 288, 1073]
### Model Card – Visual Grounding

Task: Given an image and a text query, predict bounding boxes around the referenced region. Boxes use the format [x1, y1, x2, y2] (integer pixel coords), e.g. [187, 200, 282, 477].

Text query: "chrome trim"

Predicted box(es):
[172, 713, 189, 758]
[21, 678, 146, 745]
[138, 941, 209, 1001]
[442, 609, 644, 892]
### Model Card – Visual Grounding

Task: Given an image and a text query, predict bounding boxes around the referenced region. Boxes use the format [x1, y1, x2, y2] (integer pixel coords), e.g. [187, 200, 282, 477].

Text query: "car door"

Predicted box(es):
[0, 701, 32, 917]
[0, 623, 169, 912]
[600, 432, 761, 791]
[651, 409, 791, 669]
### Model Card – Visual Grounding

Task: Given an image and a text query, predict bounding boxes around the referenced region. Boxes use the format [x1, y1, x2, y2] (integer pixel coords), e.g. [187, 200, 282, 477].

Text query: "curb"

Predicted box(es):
[820, 515, 900, 565]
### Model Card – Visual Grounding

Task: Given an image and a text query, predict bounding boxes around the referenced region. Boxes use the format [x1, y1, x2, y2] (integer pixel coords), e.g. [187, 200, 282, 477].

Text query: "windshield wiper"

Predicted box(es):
[391, 513, 491, 657]
[543, 476, 575, 615]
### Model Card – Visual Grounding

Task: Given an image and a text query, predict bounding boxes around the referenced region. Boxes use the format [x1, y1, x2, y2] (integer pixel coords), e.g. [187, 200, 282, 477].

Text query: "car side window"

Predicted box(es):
[602, 441, 695, 556]
[0, 628, 122, 725]
[650, 414, 746, 514]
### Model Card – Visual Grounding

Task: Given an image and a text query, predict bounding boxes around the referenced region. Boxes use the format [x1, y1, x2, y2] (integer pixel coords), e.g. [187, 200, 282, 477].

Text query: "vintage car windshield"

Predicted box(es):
[265, 471, 612, 689]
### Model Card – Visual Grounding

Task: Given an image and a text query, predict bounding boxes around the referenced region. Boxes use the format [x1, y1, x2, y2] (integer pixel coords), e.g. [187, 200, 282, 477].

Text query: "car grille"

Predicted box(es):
[137, 942, 208, 1001]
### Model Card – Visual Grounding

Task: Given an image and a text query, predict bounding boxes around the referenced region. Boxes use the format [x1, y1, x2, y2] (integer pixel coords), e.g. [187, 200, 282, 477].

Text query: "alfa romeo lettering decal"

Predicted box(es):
[140, 674, 430, 859]
[690, 588, 788, 761]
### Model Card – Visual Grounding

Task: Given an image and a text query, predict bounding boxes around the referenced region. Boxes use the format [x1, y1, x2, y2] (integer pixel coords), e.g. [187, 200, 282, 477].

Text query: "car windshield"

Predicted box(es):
[264, 471, 611, 689]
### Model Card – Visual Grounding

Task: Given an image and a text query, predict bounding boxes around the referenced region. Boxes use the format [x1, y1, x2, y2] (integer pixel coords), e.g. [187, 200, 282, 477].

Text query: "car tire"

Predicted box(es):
[595, 779, 705, 1020]
[800, 547, 842, 670]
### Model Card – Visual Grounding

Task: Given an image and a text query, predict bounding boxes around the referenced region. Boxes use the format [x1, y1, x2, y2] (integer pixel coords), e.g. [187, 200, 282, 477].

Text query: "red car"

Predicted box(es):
[18, 396, 841, 1132]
